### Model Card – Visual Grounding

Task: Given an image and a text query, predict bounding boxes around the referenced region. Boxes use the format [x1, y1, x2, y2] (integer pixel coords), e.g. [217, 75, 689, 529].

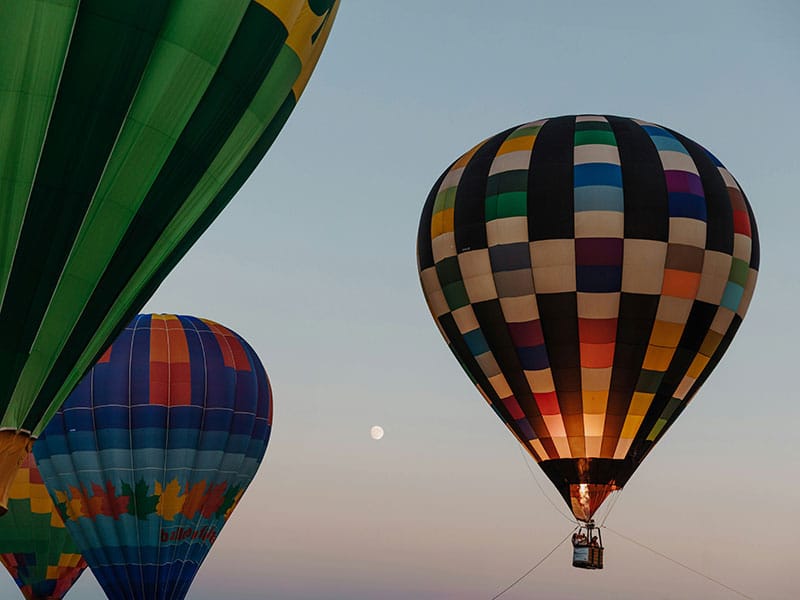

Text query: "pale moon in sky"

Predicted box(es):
[370, 425, 384, 440]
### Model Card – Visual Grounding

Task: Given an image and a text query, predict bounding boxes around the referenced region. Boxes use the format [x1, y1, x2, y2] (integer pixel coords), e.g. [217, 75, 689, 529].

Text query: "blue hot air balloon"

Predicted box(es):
[33, 314, 272, 599]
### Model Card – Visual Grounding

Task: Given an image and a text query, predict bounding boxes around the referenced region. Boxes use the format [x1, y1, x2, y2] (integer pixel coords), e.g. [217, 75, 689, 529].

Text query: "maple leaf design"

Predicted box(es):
[215, 484, 239, 519]
[64, 486, 87, 521]
[200, 482, 228, 518]
[223, 488, 245, 521]
[180, 481, 207, 519]
[88, 481, 129, 519]
[155, 479, 185, 521]
[120, 479, 159, 519]
[53, 490, 70, 521]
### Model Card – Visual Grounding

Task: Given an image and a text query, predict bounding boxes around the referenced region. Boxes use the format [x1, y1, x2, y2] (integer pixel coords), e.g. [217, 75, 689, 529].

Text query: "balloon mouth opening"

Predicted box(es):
[569, 483, 617, 522]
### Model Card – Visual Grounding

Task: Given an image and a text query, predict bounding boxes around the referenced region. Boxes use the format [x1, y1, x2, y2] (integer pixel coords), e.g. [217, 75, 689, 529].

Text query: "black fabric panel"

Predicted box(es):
[668, 129, 733, 254]
[607, 116, 669, 241]
[470, 300, 538, 416]
[602, 293, 660, 455]
[453, 127, 515, 253]
[527, 116, 575, 241]
[540, 457, 638, 499]
[0, 0, 168, 407]
[536, 293, 582, 439]
[743, 192, 760, 270]
[417, 167, 451, 270]
[24, 78, 297, 430]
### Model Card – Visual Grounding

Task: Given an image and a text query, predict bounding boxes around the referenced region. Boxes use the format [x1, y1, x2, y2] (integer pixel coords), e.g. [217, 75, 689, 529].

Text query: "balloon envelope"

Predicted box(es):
[33, 314, 272, 600]
[0, 452, 87, 600]
[0, 0, 337, 506]
[417, 115, 759, 521]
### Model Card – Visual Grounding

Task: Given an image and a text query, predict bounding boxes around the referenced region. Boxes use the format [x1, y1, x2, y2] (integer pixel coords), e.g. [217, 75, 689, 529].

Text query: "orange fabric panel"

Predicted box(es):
[580, 342, 616, 368]
[661, 269, 701, 299]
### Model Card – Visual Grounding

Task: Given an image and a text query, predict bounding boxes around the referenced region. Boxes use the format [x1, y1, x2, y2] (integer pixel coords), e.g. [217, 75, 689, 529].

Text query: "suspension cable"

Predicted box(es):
[517, 446, 577, 524]
[490, 527, 577, 600]
[598, 487, 623, 527]
[603, 526, 754, 600]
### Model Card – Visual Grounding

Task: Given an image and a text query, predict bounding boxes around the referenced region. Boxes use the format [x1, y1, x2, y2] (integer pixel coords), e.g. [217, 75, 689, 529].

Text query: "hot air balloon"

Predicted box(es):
[0, 452, 87, 599]
[0, 0, 337, 510]
[417, 115, 758, 565]
[32, 314, 272, 599]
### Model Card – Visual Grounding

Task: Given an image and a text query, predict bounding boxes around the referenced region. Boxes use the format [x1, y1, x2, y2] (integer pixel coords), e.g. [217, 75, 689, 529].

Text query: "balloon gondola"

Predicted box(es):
[416, 115, 759, 567]
[0, 0, 338, 511]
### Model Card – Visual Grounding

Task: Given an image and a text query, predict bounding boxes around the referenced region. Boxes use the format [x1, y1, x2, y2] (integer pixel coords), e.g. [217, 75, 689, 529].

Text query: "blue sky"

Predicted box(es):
[5, 2, 798, 598]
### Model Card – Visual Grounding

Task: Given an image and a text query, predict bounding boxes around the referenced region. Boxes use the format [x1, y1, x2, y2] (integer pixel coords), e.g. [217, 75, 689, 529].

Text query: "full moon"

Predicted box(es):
[370, 425, 384, 440]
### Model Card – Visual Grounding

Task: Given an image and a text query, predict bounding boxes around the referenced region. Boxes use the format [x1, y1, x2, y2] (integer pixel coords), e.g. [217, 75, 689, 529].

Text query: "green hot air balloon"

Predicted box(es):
[0, 0, 339, 511]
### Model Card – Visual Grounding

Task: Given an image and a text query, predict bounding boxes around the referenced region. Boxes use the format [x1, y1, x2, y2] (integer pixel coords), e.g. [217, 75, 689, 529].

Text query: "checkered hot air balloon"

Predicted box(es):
[417, 115, 759, 522]
[0, 452, 87, 600]
[0, 0, 338, 512]
[32, 315, 272, 600]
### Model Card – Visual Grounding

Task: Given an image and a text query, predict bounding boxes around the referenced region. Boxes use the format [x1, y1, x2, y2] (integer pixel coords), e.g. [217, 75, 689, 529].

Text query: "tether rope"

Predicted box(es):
[603, 526, 755, 600]
[489, 528, 578, 600]
[517, 446, 577, 524]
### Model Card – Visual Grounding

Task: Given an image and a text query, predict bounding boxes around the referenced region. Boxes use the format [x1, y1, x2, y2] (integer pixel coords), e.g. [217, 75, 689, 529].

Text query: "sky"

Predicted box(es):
[4, 1, 799, 598]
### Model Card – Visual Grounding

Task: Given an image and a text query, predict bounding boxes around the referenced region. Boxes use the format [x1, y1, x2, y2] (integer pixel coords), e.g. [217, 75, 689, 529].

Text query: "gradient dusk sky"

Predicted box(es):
[4, 1, 798, 599]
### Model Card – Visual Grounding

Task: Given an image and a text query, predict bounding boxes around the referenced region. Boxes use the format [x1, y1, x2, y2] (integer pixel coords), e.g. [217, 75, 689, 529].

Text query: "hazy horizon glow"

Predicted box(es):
[3, 2, 797, 599]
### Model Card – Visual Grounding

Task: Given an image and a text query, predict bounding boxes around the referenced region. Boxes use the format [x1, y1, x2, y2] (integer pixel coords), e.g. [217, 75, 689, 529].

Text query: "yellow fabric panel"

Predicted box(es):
[687, 353, 711, 378]
[649, 320, 684, 347]
[642, 344, 675, 371]
[288, 2, 341, 98]
[30, 494, 52, 515]
[619, 414, 644, 439]
[628, 392, 655, 416]
[582, 390, 608, 414]
[496, 134, 536, 155]
[430, 208, 454, 237]
[46, 566, 59, 580]
[51, 510, 66, 528]
[255, 0, 303, 27]
[453, 141, 483, 169]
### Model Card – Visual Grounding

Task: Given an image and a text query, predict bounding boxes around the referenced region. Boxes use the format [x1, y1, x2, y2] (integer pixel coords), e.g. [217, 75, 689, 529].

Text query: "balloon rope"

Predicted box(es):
[598, 487, 623, 527]
[602, 526, 754, 600]
[517, 447, 577, 524]
[489, 528, 577, 600]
